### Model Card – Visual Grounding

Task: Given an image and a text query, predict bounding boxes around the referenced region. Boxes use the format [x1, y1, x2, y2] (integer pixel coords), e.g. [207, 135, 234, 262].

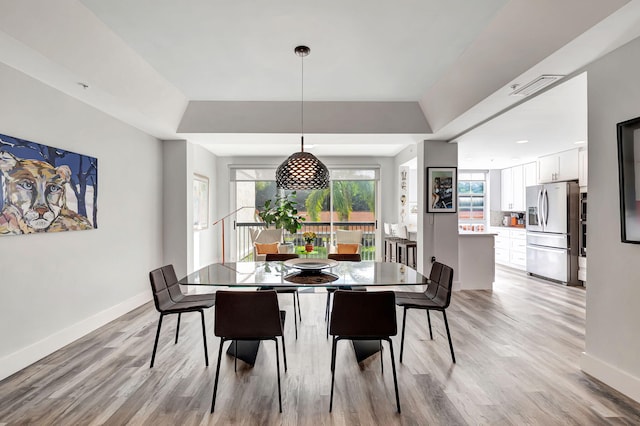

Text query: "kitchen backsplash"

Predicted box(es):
[490, 210, 525, 227]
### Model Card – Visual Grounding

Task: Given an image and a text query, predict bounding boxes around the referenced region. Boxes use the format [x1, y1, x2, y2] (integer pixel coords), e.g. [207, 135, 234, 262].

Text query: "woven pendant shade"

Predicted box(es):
[276, 150, 330, 190]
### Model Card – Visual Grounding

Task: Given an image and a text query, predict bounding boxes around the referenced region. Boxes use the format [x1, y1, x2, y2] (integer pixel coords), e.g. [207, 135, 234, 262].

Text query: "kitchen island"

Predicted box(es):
[458, 231, 496, 290]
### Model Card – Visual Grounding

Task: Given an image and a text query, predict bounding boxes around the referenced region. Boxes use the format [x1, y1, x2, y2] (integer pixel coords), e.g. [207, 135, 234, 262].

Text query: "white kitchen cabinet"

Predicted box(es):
[579, 149, 588, 190]
[501, 167, 513, 211]
[490, 227, 526, 271]
[501, 164, 529, 211]
[538, 149, 579, 183]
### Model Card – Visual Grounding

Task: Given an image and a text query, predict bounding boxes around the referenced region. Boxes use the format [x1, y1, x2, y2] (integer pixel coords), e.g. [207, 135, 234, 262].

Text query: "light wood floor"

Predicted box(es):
[2, 267, 640, 425]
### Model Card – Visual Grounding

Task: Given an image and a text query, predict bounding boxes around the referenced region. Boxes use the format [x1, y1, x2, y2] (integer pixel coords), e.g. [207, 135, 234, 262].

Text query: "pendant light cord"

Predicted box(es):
[300, 51, 305, 152]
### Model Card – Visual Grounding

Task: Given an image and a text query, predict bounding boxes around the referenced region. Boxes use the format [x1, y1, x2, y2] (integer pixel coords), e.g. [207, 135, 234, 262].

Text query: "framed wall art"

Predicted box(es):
[617, 116, 640, 243]
[427, 167, 457, 213]
[0, 132, 98, 236]
[193, 173, 209, 230]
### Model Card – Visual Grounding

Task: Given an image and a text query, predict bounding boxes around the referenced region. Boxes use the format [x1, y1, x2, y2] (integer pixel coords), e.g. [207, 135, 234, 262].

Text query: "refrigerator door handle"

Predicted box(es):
[543, 188, 549, 228]
[537, 189, 543, 229]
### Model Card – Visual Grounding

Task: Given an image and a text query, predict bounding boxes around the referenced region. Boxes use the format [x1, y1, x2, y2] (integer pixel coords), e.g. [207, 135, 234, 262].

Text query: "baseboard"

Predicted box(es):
[581, 352, 640, 403]
[0, 292, 151, 381]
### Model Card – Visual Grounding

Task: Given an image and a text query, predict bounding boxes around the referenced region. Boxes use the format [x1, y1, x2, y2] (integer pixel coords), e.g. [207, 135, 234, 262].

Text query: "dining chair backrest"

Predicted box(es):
[330, 290, 397, 338]
[432, 263, 454, 308]
[160, 264, 185, 302]
[265, 253, 299, 261]
[424, 262, 443, 299]
[336, 229, 363, 245]
[149, 268, 174, 312]
[214, 290, 283, 339]
[327, 253, 361, 262]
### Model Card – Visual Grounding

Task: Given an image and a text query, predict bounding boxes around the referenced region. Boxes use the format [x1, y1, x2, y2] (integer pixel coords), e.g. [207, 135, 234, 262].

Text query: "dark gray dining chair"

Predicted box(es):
[211, 290, 287, 413]
[148, 267, 215, 368]
[394, 262, 456, 363]
[262, 253, 302, 339]
[329, 290, 400, 413]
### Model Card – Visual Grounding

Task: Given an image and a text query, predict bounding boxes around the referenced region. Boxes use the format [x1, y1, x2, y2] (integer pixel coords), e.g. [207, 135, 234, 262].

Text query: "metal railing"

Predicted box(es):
[236, 221, 376, 261]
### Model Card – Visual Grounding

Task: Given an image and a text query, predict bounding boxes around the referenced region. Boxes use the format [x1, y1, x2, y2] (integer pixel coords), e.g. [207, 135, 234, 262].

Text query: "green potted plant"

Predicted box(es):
[258, 192, 305, 252]
[303, 231, 316, 252]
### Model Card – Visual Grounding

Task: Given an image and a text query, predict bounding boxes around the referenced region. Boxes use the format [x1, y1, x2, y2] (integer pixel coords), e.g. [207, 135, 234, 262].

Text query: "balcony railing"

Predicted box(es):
[236, 221, 376, 261]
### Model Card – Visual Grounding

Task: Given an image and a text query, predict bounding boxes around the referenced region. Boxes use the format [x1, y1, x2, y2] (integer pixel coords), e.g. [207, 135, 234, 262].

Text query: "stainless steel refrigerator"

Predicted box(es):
[525, 181, 580, 285]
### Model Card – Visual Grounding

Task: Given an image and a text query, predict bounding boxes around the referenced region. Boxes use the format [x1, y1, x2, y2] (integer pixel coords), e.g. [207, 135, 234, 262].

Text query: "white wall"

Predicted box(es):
[417, 141, 459, 278]
[580, 35, 640, 402]
[192, 145, 219, 269]
[0, 62, 163, 380]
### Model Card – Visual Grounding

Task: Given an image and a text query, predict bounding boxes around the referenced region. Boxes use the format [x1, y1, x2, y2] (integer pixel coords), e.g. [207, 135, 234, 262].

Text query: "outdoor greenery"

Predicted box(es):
[304, 181, 375, 221]
[257, 191, 305, 235]
[254, 180, 375, 222]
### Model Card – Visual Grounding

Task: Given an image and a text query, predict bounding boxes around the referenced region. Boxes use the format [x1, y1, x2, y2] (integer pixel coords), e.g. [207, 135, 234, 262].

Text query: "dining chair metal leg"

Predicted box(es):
[150, 313, 164, 368]
[329, 338, 338, 412]
[386, 338, 401, 413]
[442, 310, 456, 363]
[274, 338, 282, 413]
[175, 313, 181, 344]
[380, 340, 383, 374]
[200, 310, 209, 367]
[295, 292, 302, 322]
[325, 292, 330, 322]
[293, 294, 298, 340]
[400, 307, 407, 363]
[281, 335, 288, 372]
[427, 310, 433, 340]
[211, 338, 225, 413]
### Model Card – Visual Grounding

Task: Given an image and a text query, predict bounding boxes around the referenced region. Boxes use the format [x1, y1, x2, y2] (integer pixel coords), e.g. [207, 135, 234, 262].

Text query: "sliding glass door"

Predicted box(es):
[233, 167, 378, 261]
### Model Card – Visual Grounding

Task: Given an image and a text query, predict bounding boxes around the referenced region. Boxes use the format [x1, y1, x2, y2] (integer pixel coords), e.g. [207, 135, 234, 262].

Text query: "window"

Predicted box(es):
[458, 172, 486, 223]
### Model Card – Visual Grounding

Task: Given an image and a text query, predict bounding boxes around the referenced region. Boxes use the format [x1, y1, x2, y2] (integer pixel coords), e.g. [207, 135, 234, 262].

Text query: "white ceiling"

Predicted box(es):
[2, 1, 640, 166]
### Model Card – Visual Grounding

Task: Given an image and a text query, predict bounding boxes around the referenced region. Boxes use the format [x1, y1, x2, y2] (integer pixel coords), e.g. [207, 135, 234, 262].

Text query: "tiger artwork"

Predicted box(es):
[0, 151, 93, 235]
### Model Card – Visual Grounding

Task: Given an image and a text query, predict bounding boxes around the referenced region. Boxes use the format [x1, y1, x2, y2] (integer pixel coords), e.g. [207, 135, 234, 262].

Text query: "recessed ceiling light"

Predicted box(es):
[574, 140, 585, 145]
[515, 140, 528, 144]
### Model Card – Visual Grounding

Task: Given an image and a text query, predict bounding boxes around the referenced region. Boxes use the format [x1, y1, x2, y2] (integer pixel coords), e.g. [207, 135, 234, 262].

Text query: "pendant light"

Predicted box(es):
[276, 45, 330, 190]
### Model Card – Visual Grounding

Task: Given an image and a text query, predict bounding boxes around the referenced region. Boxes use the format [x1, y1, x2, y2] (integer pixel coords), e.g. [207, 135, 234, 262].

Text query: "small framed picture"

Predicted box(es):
[427, 167, 457, 213]
[193, 173, 209, 230]
[617, 116, 640, 243]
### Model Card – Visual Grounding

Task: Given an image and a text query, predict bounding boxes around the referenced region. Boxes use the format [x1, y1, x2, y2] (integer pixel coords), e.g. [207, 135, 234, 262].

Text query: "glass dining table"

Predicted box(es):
[179, 260, 428, 364]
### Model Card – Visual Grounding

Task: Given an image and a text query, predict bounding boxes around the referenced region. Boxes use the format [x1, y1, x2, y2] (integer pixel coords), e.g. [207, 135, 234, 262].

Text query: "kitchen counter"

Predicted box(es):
[457, 233, 495, 290]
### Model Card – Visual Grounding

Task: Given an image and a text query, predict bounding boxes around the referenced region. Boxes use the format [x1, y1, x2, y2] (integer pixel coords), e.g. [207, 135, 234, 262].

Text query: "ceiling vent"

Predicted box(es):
[509, 75, 564, 97]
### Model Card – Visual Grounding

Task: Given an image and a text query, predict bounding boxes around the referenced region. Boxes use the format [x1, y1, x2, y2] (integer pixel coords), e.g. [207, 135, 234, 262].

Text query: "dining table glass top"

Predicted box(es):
[179, 261, 428, 288]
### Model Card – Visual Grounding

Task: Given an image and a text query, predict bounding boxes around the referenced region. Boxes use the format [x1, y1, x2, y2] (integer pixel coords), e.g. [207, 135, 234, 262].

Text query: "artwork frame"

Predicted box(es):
[193, 173, 209, 231]
[0, 132, 98, 236]
[427, 167, 457, 213]
[616, 116, 640, 243]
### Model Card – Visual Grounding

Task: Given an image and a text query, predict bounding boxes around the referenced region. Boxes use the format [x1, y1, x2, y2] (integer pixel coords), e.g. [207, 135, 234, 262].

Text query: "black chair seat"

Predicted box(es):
[395, 294, 441, 309]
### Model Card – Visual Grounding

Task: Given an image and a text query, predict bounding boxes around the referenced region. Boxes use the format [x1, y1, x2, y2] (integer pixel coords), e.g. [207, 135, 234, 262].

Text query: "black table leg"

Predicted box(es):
[352, 340, 382, 363]
[226, 310, 286, 366]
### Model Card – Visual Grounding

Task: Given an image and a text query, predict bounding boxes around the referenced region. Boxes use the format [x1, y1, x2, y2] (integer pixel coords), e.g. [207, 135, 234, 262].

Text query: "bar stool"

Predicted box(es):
[396, 240, 417, 268]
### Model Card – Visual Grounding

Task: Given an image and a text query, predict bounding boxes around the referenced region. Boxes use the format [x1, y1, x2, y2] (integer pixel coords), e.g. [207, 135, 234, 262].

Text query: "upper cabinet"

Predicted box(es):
[501, 163, 535, 211]
[538, 149, 579, 183]
[578, 149, 588, 190]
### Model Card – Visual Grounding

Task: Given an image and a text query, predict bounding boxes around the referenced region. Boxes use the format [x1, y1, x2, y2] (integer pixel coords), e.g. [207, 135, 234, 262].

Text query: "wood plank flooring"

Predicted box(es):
[2, 266, 640, 425]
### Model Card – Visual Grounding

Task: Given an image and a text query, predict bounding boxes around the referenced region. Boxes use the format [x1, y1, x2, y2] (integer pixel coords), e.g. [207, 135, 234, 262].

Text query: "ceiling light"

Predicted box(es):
[574, 140, 585, 145]
[515, 140, 528, 144]
[276, 45, 329, 190]
[509, 75, 564, 97]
